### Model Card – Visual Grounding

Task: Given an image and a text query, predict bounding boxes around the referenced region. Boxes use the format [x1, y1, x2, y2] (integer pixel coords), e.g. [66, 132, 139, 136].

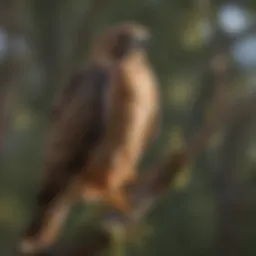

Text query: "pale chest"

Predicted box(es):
[122, 64, 158, 111]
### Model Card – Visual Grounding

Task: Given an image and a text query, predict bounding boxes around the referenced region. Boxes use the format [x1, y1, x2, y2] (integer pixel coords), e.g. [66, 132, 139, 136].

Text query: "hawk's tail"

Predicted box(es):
[18, 187, 70, 254]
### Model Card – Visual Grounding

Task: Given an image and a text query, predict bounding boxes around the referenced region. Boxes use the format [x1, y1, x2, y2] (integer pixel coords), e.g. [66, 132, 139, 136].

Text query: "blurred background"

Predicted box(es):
[0, 0, 256, 255]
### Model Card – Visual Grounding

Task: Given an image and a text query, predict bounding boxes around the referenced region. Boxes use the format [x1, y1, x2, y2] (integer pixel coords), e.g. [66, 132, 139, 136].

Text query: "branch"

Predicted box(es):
[47, 91, 256, 256]
[214, 109, 254, 256]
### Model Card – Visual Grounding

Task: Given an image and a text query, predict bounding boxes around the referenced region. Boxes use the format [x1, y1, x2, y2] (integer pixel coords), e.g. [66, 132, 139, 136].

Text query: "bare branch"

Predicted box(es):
[45, 91, 256, 256]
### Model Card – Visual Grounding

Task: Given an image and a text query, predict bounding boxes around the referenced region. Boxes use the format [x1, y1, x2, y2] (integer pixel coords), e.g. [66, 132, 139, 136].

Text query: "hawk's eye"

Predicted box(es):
[116, 32, 132, 47]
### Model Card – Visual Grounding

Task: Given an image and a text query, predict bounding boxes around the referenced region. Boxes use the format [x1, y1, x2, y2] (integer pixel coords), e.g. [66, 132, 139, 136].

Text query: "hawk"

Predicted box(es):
[19, 21, 159, 254]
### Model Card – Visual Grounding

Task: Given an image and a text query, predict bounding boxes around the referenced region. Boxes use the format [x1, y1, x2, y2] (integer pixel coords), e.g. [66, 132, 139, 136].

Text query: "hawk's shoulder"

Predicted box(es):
[50, 64, 109, 122]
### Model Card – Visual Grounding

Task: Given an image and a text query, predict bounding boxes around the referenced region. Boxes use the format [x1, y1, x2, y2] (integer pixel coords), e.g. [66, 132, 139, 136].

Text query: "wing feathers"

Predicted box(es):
[40, 65, 109, 204]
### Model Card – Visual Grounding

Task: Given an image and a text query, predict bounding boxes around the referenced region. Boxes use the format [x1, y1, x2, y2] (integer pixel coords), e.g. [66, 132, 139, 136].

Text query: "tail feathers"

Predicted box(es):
[19, 202, 69, 254]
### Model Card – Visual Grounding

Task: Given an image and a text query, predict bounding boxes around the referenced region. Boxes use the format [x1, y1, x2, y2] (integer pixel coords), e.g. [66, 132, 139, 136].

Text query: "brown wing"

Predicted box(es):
[38, 64, 109, 206]
[19, 65, 110, 253]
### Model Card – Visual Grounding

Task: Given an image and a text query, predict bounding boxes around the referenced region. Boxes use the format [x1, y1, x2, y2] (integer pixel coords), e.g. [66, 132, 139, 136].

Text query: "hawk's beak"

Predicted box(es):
[135, 34, 151, 50]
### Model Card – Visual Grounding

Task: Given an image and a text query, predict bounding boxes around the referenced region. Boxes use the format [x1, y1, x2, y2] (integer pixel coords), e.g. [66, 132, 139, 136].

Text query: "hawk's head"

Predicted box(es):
[91, 22, 151, 62]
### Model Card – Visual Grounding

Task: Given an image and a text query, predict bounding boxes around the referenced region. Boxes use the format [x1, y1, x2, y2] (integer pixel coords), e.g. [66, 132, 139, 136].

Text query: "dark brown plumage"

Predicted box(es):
[19, 21, 159, 254]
